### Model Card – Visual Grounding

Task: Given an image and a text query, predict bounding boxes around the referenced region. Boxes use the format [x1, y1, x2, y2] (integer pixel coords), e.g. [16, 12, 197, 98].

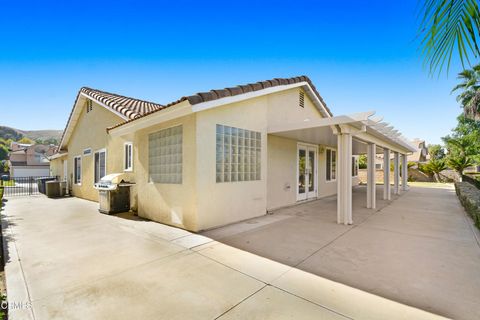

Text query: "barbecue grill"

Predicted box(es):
[93, 173, 134, 214]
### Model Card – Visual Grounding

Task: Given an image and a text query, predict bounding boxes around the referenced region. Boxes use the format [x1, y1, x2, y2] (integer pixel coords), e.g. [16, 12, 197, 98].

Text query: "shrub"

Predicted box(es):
[455, 182, 480, 229]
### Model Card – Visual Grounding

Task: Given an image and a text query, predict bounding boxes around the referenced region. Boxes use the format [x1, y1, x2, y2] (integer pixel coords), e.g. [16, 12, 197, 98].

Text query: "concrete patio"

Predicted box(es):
[203, 184, 480, 320]
[0, 189, 449, 320]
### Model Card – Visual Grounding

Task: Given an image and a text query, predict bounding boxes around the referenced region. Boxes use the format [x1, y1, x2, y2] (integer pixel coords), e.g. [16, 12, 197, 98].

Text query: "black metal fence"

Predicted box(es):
[0, 176, 59, 197]
[463, 174, 480, 190]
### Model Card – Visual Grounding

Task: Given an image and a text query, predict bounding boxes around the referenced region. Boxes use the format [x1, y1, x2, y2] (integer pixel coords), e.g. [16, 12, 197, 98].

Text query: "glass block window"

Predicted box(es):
[149, 125, 182, 184]
[216, 124, 261, 183]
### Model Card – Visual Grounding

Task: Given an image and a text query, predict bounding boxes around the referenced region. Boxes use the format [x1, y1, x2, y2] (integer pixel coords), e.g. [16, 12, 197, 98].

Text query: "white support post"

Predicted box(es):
[337, 132, 353, 225]
[402, 154, 408, 191]
[383, 148, 391, 200]
[393, 152, 400, 195]
[367, 143, 376, 209]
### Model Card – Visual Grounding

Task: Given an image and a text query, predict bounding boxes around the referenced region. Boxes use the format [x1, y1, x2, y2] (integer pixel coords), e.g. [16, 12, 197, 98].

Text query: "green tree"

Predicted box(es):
[427, 144, 445, 160]
[0, 146, 7, 161]
[358, 155, 367, 169]
[451, 64, 480, 120]
[418, 0, 480, 75]
[0, 160, 8, 174]
[447, 155, 475, 180]
[419, 159, 447, 182]
[428, 159, 447, 182]
[442, 114, 480, 163]
[17, 137, 33, 144]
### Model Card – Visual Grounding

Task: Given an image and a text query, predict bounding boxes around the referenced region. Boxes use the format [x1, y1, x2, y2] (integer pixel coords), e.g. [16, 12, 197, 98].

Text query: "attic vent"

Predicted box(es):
[299, 91, 305, 108]
[86, 99, 93, 113]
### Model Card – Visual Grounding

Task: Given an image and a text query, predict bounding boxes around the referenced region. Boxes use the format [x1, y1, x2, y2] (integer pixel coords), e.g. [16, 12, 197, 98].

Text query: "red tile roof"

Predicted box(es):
[106, 75, 332, 131]
[81, 87, 164, 119]
[59, 87, 165, 148]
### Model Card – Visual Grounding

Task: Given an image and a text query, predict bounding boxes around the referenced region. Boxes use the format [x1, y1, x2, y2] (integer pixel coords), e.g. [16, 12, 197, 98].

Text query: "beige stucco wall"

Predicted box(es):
[266, 87, 325, 126]
[49, 157, 63, 177]
[66, 100, 125, 201]
[195, 96, 268, 231]
[266, 136, 360, 211]
[266, 135, 297, 210]
[59, 86, 362, 232]
[134, 113, 198, 231]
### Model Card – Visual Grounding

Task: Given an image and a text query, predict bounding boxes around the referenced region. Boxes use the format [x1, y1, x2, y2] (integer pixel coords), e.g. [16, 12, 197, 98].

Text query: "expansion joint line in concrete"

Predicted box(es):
[4, 215, 36, 320]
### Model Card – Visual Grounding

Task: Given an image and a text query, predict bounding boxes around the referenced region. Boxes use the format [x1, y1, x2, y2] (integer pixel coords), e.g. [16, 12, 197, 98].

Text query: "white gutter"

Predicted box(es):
[48, 152, 68, 160]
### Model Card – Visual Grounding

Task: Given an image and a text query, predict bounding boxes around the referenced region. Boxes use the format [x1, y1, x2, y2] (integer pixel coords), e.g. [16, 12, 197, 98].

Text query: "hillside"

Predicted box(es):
[0, 125, 62, 144]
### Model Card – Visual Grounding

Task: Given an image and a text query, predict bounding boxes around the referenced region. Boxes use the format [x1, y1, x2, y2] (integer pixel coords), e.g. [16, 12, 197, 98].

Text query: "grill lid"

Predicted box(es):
[99, 173, 129, 184]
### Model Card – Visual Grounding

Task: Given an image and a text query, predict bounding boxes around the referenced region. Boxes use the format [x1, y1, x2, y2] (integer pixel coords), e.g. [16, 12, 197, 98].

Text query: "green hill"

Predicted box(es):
[0, 125, 62, 145]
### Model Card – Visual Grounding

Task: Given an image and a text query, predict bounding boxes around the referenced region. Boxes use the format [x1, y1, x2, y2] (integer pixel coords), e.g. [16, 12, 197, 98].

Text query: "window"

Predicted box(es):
[74, 156, 81, 185]
[299, 90, 305, 108]
[216, 124, 261, 183]
[352, 156, 358, 177]
[94, 149, 106, 183]
[124, 142, 133, 171]
[326, 149, 336, 181]
[149, 125, 182, 184]
[375, 163, 382, 170]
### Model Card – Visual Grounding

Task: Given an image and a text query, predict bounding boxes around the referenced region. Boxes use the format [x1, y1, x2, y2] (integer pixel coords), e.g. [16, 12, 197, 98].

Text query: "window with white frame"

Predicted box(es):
[326, 149, 336, 181]
[74, 156, 81, 184]
[124, 142, 133, 171]
[149, 125, 182, 184]
[216, 124, 261, 183]
[94, 149, 106, 183]
[352, 156, 359, 177]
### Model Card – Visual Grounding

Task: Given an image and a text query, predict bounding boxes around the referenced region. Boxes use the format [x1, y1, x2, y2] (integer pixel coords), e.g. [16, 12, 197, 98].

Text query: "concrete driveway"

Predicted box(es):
[203, 184, 480, 320]
[1, 195, 445, 320]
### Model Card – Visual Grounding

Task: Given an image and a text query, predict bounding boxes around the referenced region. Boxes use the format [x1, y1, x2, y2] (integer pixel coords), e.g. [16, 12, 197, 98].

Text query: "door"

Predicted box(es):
[297, 144, 318, 201]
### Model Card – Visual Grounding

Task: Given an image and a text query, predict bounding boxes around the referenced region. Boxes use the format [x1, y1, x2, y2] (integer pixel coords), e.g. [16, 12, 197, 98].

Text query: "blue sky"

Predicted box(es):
[0, 0, 465, 144]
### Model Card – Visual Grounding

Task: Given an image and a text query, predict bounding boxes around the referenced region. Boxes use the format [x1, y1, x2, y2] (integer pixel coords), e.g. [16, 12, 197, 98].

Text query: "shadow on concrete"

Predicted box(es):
[0, 198, 18, 266]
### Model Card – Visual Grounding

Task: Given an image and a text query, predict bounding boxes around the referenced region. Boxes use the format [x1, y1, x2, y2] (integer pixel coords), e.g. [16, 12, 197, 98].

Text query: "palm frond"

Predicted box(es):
[419, 0, 480, 75]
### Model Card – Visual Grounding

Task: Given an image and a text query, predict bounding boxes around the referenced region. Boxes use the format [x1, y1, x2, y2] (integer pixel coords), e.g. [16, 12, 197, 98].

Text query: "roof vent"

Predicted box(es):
[299, 90, 305, 108]
[86, 99, 93, 113]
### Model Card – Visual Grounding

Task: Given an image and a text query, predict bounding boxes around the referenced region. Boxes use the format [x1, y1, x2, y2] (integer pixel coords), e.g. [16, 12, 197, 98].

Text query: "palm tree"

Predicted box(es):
[447, 155, 474, 181]
[426, 159, 447, 182]
[419, 0, 480, 75]
[451, 64, 480, 119]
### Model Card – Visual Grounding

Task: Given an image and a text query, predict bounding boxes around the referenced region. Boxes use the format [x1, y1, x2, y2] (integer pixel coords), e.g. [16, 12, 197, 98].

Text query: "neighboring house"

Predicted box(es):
[8, 142, 56, 177]
[374, 138, 428, 170]
[50, 76, 415, 232]
[407, 139, 429, 163]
